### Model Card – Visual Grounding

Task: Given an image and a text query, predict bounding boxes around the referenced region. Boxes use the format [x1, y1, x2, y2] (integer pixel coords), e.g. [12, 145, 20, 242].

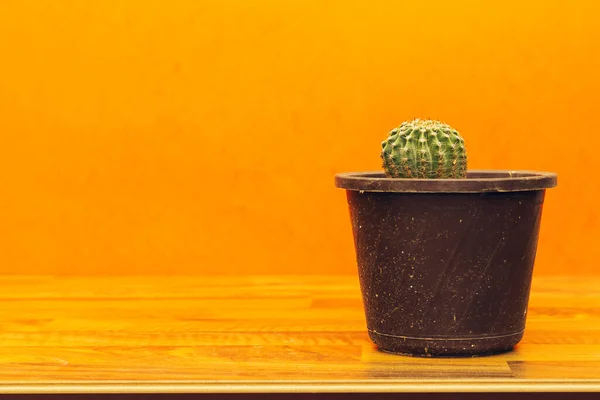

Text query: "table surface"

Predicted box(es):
[0, 274, 599, 394]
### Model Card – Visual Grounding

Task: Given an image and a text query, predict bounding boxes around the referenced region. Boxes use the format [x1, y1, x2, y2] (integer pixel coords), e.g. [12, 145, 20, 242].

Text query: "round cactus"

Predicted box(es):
[380, 119, 467, 179]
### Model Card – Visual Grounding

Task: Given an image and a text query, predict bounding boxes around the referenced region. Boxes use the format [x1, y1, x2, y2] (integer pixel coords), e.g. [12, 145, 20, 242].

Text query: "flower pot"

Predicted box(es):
[335, 170, 557, 357]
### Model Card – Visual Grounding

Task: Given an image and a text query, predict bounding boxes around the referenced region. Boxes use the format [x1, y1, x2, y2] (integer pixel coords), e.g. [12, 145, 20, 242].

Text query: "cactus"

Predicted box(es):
[380, 119, 467, 179]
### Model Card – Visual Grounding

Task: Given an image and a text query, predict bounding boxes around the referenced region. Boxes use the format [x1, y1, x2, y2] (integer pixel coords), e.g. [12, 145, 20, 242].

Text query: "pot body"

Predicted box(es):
[345, 188, 547, 356]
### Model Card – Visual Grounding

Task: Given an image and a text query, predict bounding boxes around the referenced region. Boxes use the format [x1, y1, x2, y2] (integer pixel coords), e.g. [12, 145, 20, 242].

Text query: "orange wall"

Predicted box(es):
[0, 0, 597, 275]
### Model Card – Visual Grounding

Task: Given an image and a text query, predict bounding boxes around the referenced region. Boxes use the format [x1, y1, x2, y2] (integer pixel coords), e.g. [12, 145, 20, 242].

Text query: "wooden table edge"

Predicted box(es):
[1, 380, 599, 394]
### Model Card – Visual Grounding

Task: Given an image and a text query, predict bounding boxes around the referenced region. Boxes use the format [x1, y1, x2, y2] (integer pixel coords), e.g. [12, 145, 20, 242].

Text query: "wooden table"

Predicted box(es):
[0, 275, 599, 398]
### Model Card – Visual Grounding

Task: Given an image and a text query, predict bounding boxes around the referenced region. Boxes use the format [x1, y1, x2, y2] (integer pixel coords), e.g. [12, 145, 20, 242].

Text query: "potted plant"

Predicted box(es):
[335, 118, 557, 357]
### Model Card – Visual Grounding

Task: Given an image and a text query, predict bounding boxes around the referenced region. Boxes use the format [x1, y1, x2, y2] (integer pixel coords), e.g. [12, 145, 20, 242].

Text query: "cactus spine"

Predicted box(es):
[380, 119, 467, 179]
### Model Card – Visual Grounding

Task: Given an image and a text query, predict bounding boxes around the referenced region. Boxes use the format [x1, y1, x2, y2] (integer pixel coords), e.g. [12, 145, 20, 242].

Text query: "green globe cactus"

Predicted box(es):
[380, 118, 467, 179]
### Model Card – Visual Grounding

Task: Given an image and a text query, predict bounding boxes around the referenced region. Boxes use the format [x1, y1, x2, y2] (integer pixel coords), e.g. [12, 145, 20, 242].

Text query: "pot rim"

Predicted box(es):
[335, 170, 557, 193]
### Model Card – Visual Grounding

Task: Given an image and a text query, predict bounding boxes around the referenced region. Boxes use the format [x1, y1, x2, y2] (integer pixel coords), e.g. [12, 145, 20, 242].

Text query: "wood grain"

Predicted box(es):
[0, 275, 599, 394]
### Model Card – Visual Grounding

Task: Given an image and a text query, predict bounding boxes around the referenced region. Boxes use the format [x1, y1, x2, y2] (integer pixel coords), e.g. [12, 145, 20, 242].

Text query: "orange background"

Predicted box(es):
[0, 0, 597, 276]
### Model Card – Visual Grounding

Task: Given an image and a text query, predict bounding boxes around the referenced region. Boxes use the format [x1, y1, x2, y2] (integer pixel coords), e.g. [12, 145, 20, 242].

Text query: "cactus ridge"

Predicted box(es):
[380, 119, 467, 179]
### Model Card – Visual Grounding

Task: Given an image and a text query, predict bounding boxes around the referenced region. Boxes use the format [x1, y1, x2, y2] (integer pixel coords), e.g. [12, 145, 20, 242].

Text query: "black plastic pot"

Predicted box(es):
[335, 170, 557, 357]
